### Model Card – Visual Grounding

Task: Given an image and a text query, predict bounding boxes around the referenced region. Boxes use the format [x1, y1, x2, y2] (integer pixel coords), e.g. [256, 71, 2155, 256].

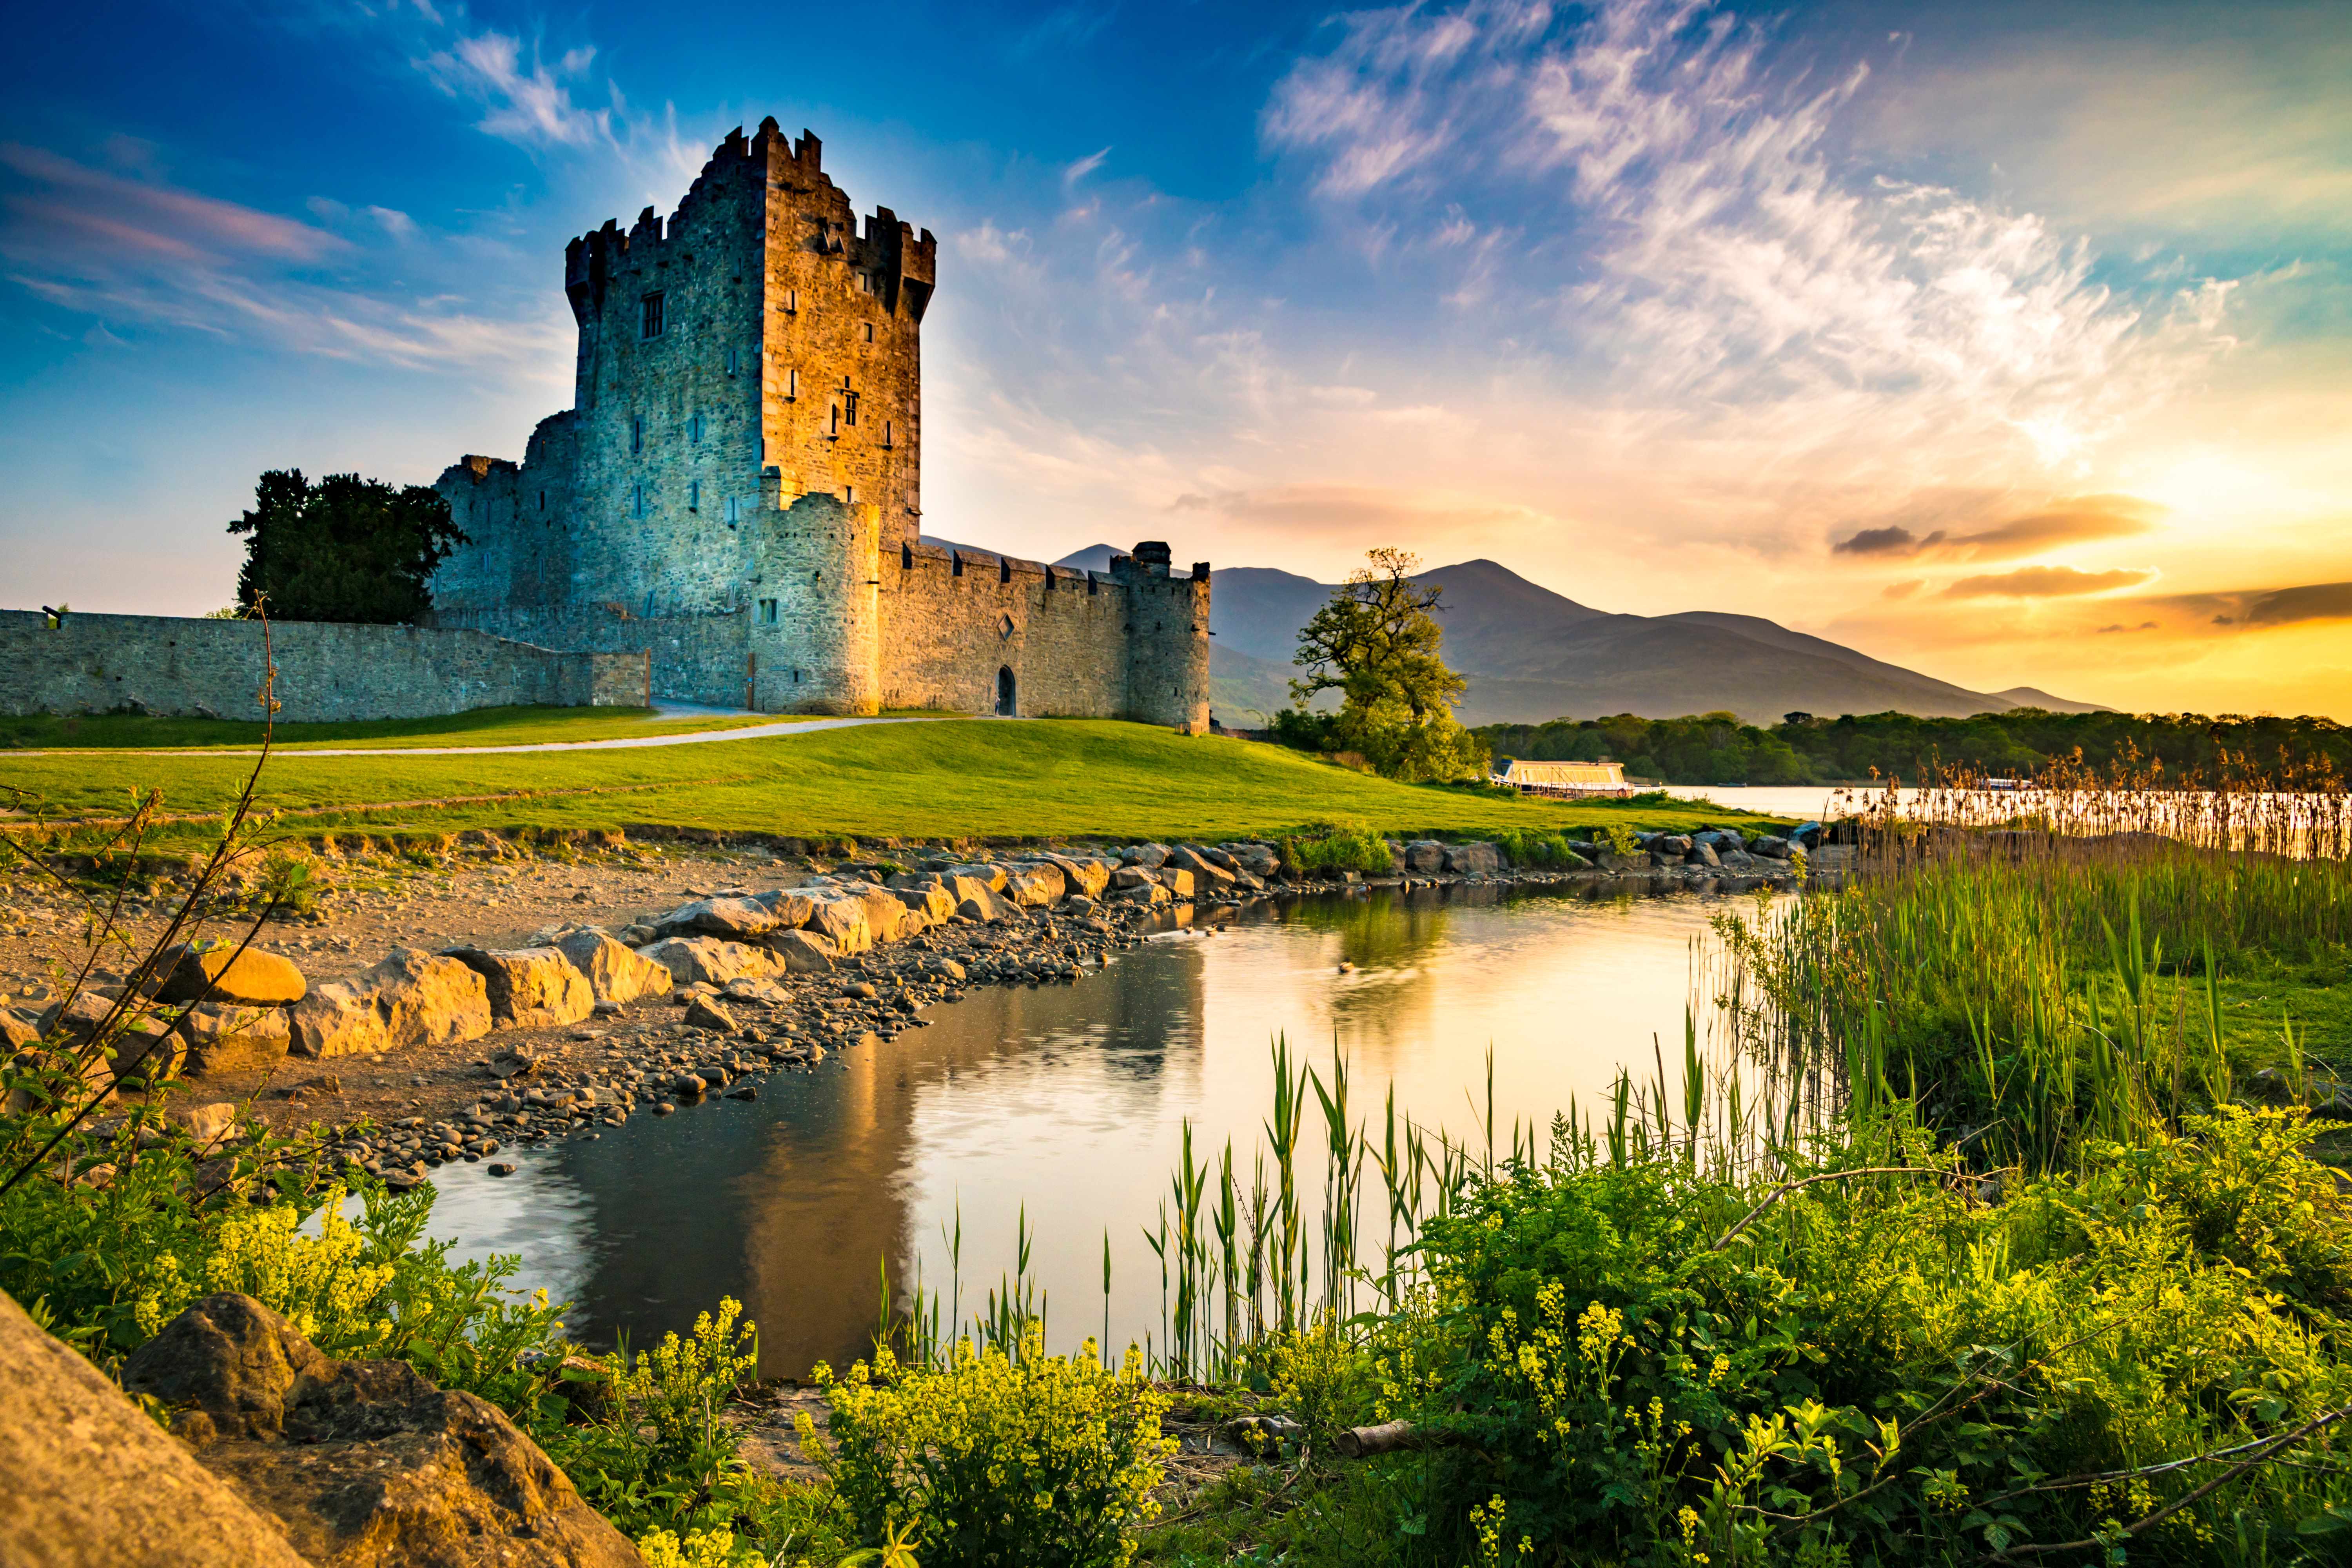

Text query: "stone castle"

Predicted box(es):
[426, 120, 1210, 726]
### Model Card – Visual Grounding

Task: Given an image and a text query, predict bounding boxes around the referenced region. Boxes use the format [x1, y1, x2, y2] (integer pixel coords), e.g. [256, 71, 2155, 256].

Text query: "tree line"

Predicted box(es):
[1475, 708, 2352, 786]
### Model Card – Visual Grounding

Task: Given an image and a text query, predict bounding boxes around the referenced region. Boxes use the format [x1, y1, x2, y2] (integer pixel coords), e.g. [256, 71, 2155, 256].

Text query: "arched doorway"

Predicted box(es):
[995, 665, 1016, 716]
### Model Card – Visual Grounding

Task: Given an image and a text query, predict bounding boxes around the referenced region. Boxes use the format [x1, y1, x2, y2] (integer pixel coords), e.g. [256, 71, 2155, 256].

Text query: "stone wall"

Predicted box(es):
[426, 604, 750, 712]
[879, 546, 1129, 716]
[0, 611, 646, 724]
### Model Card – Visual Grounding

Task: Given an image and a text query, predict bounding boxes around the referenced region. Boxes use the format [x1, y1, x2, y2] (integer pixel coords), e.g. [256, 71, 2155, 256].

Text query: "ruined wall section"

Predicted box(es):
[432, 414, 582, 613]
[877, 547, 1128, 716]
[0, 611, 644, 723]
[755, 124, 934, 547]
[426, 604, 748, 711]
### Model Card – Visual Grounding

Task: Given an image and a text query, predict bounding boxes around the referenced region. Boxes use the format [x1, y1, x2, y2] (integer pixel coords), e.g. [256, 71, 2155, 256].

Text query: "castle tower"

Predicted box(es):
[430, 123, 1208, 726]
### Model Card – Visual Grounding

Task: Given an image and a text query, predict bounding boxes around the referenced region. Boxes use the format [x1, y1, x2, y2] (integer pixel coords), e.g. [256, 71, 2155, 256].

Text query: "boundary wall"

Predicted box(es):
[0, 611, 646, 724]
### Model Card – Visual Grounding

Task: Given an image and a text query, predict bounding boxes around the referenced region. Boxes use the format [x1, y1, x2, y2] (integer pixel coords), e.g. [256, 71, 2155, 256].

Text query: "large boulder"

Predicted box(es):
[1443, 842, 1501, 876]
[749, 887, 820, 928]
[1112, 882, 1172, 906]
[1040, 854, 1111, 899]
[1000, 861, 1067, 907]
[637, 936, 778, 988]
[766, 929, 838, 974]
[1749, 835, 1792, 860]
[1220, 842, 1281, 878]
[0, 1007, 42, 1051]
[1401, 840, 1445, 875]
[1160, 867, 1198, 899]
[937, 862, 1009, 893]
[289, 981, 390, 1060]
[153, 941, 307, 1007]
[1688, 841, 1722, 868]
[890, 883, 959, 924]
[1110, 867, 1156, 891]
[1124, 843, 1172, 869]
[943, 875, 1018, 923]
[802, 891, 876, 953]
[552, 930, 673, 1005]
[361, 949, 495, 1051]
[449, 948, 595, 1029]
[1168, 847, 1234, 890]
[655, 896, 779, 942]
[0, 1286, 312, 1568]
[174, 1003, 292, 1076]
[121, 1293, 639, 1568]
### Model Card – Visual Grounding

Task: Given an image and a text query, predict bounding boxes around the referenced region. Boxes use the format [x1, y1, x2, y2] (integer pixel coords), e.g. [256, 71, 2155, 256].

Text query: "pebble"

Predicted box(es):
[488, 1161, 517, 1176]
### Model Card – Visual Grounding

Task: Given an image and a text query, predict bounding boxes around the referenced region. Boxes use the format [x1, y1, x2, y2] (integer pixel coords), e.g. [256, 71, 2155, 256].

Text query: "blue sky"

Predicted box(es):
[4, 0, 2348, 713]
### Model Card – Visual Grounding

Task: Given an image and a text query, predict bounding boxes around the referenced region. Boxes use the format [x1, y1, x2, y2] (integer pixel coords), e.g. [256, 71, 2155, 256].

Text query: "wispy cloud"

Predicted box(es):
[1943, 566, 2154, 598]
[1, 142, 345, 263]
[2154, 581, 2352, 629]
[418, 31, 611, 150]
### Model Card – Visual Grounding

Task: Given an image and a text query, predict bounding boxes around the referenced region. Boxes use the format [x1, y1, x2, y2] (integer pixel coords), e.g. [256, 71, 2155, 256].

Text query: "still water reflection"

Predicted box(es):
[425, 879, 1774, 1377]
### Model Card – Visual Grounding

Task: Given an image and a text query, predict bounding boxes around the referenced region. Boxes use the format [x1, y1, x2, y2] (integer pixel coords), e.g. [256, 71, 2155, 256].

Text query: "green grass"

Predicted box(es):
[0, 704, 794, 752]
[0, 717, 1781, 851]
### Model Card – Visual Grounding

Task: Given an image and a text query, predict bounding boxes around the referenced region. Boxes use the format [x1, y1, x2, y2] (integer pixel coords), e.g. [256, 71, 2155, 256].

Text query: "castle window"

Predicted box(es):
[862, 321, 875, 343]
[688, 479, 701, 512]
[786, 367, 799, 401]
[724, 495, 742, 525]
[757, 599, 779, 625]
[829, 401, 839, 437]
[844, 484, 856, 505]
[537, 490, 545, 512]
[902, 543, 913, 570]
[784, 289, 798, 314]
[843, 390, 859, 426]
[952, 553, 964, 578]
[641, 293, 665, 338]
[999, 557, 1012, 584]
[690, 411, 704, 443]
[630, 483, 646, 519]
[726, 346, 739, 376]
[630, 415, 643, 454]
[882, 419, 893, 449]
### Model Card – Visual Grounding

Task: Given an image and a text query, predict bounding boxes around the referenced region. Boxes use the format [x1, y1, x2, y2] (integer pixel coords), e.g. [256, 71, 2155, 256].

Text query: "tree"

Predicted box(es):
[1287, 547, 1489, 782]
[228, 470, 468, 624]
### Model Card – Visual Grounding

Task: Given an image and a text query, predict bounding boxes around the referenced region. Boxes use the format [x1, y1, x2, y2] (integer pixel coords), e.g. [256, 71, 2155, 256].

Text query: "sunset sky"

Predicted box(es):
[3, 0, 2346, 716]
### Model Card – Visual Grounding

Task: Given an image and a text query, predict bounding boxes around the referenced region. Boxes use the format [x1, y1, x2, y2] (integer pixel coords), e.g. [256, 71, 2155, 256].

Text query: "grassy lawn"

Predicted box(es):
[0, 717, 1783, 850]
[0, 704, 797, 752]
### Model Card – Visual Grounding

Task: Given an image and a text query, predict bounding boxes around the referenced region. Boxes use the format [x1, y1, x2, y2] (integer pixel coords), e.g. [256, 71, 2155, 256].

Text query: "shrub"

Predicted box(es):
[1281, 822, 1394, 877]
[802, 1330, 1176, 1568]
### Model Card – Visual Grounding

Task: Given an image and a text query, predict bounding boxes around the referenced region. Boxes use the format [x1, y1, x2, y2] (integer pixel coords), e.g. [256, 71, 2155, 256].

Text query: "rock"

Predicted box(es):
[1718, 848, 1759, 871]
[1401, 840, 1446, 874]
[488, 1161, 517, 1176]
[802, 891, 878, 953]
[922, 956, 967, 982]
[1065, 894, 1096, 917]
[0, 1006, 42, 1051]
[722, 978, 793, 1005]
[166, 1102, 242, 1152]
[0, 1286, 313, 1568]
[449, 948, 595, 1029]
[154, 940, 307, 1007]
[121, 1294, 638, 1568]
[683, 996, 739, 1033]
[1220, 842, 1281, 878]
[173, 1003, 292, 1076]
[360, 949, 495, 1051]
[1000, 862, 1067, 907]
[1749, 835, 1792, 860]
[891, 883, 959, 924]
[1110, 866, 1156, 891]
[1161, 867, 1198, 898]
[1168, 847, 1234, 889]
[289, 981, 391, 1060]
[1112, 882, 1172, 906]
[938, 862, 1009, 893]
[1688, 842, 1722, 868]
[657, 895, 780, 942]
[1653, 835, 1693, 857]
[950, 880, 1020, 923]
[551, 929, 674, 1006]
[1595, 851, 1648, 874]
[1041, 853, 1111, 899]
[1443, 842, 1501, 876]
[765, 929, 838, 974]
[841, 981, 878, 1000]
[637, 936, 780, 988]
[749, 887, 820, 927]
[1791, 821, 1824, 849]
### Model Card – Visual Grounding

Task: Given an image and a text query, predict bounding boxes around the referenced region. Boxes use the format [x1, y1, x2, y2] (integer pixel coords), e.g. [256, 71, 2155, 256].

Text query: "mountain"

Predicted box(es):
[1191, 557, 2106, 726]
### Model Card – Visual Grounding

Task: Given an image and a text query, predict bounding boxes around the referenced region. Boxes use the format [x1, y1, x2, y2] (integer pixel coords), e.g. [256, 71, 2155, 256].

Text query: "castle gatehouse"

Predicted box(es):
[427, 120, 1210, 728]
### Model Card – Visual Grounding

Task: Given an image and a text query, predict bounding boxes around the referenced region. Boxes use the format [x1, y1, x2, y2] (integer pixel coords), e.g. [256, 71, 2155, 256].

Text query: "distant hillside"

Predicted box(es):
[1184, 557, 2105, 726]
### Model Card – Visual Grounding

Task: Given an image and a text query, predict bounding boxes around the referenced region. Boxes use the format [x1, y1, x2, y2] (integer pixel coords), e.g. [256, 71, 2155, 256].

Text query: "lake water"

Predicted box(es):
[420, 878, 1786, 1379]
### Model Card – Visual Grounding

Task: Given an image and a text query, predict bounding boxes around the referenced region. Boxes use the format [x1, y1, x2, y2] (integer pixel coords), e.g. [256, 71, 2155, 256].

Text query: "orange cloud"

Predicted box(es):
[1943, 566, 2154, 598]
[1835, 494, 2165, 561]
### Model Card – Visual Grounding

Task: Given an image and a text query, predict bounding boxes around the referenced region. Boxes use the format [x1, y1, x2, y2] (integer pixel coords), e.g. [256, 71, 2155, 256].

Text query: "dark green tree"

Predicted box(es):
[1288, 547, 1488, 782]
[228, 470, 468, 624]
